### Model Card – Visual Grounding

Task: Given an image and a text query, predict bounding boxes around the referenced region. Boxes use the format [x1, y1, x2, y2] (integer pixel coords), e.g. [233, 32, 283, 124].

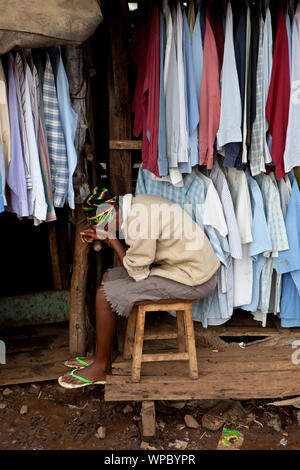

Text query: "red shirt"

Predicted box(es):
[265, 10, 290, 180]
[131, 4, 160, 176]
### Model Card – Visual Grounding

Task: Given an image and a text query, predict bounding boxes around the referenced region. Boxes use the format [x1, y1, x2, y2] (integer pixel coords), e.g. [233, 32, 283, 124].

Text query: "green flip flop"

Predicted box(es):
[64, 357, 90, 369]
[58, 368, 106, 389]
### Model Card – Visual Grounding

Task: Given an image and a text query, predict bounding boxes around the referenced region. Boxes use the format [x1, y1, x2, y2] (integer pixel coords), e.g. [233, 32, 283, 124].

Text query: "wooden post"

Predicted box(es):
[123, 306, 137, 359]
[176, 310, 186, 353]
[131, 306, 146, 382]
[107, 0, 132, 196]
[48, 222, 62, 290]
[107, 0, 132, 352]
[183, 305, 199, 380]
[69, 204, 89, 356]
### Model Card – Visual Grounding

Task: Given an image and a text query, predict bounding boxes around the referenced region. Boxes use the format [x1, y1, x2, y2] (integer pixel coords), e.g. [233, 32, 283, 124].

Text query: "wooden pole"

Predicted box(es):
[48, 222, 62, 290]
[107, 0, 132, 196]
[69, 204, 89, 356]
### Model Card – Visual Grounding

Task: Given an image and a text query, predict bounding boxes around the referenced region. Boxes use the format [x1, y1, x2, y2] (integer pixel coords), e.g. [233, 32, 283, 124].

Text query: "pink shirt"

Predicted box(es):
[198, 11, 221, 169]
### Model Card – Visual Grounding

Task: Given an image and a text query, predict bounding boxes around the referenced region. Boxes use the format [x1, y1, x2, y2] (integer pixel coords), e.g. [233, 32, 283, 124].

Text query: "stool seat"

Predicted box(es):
[123, 299, 199, 382]
[135, 299, 197, 306]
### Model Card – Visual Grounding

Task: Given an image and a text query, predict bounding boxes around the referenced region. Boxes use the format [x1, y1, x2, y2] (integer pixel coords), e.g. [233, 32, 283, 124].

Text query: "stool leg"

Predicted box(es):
[183, 304, 198, 379]
[176, 310, 186, 352]
[123, 306, 137, 360]
[132, 306, 146, 382]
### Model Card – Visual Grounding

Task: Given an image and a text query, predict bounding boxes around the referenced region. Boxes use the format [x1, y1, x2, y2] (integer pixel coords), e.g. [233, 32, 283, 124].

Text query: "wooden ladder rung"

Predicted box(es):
[141, 352, 189, 362]
[143, 333, 178, 341]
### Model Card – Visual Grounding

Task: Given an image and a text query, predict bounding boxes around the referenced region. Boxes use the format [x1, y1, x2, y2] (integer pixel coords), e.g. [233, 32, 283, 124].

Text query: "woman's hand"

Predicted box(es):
[80, 227, 99, 244]
[80, 227, 115, 247]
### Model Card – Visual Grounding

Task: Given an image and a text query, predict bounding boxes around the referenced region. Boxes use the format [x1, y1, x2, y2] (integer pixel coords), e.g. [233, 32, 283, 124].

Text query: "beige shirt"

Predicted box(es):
[122, 194, 220, 286]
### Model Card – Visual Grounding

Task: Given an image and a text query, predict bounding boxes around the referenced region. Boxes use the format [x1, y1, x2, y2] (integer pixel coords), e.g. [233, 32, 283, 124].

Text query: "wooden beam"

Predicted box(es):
[105, 370, 300, 402]
[107, 0, 132, 196]
[109, 140, 142, 150]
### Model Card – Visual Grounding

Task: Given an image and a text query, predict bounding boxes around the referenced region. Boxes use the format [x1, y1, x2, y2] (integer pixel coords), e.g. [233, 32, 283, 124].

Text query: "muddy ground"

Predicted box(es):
[0, 381, 300, 451]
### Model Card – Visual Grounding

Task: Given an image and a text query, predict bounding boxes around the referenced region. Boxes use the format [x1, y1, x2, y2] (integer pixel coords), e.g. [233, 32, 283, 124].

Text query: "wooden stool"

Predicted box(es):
[123, 299, 199, 382]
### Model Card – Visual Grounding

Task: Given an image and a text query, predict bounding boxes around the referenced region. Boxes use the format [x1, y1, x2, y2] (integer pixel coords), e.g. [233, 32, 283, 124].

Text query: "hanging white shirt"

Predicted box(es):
[163, 1, 184, 186]
[242, 6, 251, 163]
[24, 62, 47, 225]
[217, 3, 242, 151]
[224, 167, 253, 307]
[284, 7, 300, 174]
[176, 2, 189, 163]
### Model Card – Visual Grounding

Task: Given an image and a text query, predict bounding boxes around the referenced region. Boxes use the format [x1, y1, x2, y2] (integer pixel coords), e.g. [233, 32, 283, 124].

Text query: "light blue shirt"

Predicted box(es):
[274, 174, 300, 326]
[158, 9, 168, 176]
[241, 170, 272, 312]
[179, 6, 199, 174]
[52, 47, 79, 210]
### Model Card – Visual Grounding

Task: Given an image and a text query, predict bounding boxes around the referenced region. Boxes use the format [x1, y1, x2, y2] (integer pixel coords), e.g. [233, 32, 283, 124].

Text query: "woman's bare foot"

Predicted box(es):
[64, 356, 95, 368]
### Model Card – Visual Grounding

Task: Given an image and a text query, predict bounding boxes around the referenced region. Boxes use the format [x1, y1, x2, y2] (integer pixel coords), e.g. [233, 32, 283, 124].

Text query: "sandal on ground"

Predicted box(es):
[58, 368, 106, 389]
[63, 357, 90, 369]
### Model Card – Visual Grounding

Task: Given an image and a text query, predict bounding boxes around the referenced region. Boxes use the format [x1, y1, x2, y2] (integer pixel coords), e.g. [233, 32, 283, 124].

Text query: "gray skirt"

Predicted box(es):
[102, 266, 218, 318]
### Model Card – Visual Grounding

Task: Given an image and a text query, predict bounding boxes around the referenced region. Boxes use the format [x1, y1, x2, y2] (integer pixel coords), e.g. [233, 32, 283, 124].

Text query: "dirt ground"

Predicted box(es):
[0, 380, 300, 451]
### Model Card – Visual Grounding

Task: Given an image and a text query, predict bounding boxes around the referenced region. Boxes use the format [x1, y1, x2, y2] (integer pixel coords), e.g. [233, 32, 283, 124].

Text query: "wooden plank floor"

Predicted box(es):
[105, 311, 300, 402]
[0, 323, 70, 386]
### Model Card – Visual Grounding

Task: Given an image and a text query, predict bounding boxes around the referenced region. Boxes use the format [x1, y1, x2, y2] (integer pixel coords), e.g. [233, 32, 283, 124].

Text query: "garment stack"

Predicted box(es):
[133, 0, 300, 328]
[0, 47, 78, 225]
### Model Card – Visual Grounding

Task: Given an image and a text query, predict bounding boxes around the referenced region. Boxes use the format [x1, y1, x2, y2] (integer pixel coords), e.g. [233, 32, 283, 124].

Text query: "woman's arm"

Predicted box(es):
[80, 227, 126, 266]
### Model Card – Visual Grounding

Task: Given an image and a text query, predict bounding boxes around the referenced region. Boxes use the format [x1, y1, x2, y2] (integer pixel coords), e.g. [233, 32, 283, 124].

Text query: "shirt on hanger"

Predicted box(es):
[265, 10, 290, 180]
[178, 6, 199, 174]
[224, 166, 253, 307]
[158, 8, 168, 177]
[50, 47, 79, 210]
[217, 2, 242, 161]
[6, 53, 29, 218]
[163, 2, 183, 185]
[176, 2, 189, 164]
[224, 1, 246, 168]
[198, 6, 221, 169]
[43, 52, 69, 208]
[240, 169, 272, 313]
[0, 59, 11, 175]
[15, 52, 32, 190]
[274, 175, 300, 327]
[284, 5, 300, 175]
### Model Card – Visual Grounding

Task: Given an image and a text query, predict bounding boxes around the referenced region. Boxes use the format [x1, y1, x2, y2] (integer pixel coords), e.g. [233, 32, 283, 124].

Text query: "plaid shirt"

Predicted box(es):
[43, 53, 68, 208]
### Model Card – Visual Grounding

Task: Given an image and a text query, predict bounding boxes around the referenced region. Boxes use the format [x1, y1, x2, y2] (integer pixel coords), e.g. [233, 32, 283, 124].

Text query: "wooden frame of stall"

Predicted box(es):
[66, 0, 300, 420]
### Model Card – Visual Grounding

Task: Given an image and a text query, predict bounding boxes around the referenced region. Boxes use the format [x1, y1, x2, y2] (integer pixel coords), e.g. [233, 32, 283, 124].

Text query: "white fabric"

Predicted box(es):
[284, 8, 300, 173]
[197, 171, 228, 238]
[24, 63, 47, 225]
[210, 161, 243, 260]
[242, 6, 251, 163]
[224, 168, 253, 307]
[217, 3, 242, 149]
[176, 2, 188, 163]
[120, 193, 133, 234]
[163, 2, 184, 186]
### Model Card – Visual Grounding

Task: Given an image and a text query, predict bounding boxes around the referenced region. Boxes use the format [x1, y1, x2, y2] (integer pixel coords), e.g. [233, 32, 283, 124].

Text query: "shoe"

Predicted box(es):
[58, 368, 106, 389]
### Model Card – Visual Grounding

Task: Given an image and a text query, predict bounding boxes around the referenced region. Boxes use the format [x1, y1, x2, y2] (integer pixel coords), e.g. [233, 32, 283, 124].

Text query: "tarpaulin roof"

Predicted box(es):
[0, 0, 103, 54]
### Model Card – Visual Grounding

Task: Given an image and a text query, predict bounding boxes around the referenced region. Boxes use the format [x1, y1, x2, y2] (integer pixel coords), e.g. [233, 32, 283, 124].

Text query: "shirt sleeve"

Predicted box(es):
[123, 236, 157, 281]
